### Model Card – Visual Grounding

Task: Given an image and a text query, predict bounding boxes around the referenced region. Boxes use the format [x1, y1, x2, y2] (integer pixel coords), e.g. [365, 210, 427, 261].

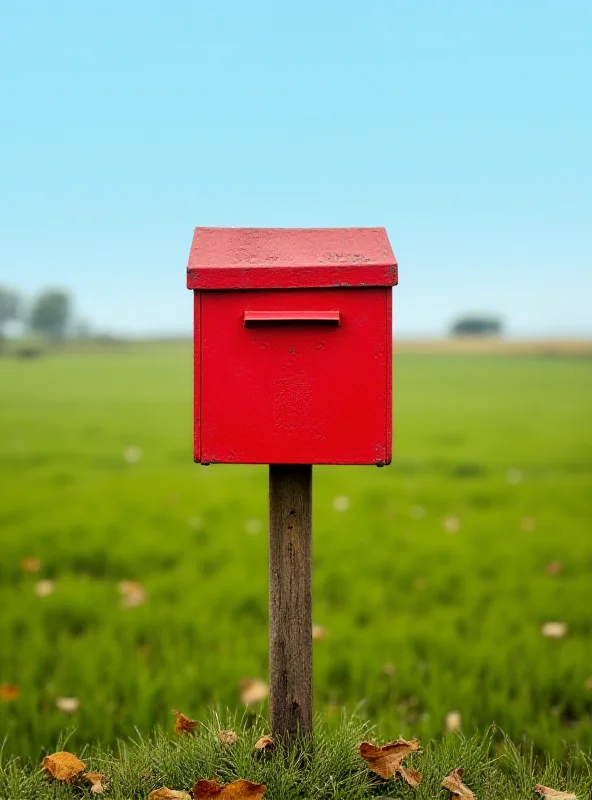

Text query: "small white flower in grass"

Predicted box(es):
[442, 515, 461, 533]
[245, 518, 262, 535]
[410, 505, 426, 519]
[56, 697, 80, 714]
[122, 445, 142, 464]
[521, 516, 537, 532]
[506, 468, 523, 485]
[446, 710, 462, 731]
[542, 622, 567, 638]
[312, 624, 328, 641]
[332, 495, 350, 512]
[35, 580, 55, 597]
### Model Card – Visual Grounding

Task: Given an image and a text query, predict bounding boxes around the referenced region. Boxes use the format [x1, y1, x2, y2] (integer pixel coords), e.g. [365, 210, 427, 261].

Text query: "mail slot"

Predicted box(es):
[186, 227, 398, 465]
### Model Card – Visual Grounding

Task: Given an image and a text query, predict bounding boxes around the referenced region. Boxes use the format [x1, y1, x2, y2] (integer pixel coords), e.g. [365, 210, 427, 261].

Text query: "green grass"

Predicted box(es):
[1, 714, 591, 799]
[0, 344, 591, 759]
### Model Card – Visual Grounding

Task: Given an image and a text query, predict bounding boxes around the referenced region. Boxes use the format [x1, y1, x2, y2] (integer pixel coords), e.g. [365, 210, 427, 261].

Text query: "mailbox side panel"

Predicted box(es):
[193, 291, 201, 462]
[386, 288, 392, 465]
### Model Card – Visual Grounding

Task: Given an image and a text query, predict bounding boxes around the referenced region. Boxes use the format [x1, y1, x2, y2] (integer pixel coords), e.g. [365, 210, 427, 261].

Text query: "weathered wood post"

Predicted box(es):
[269, 464, 313, 736]
[186, 227, 397, 741]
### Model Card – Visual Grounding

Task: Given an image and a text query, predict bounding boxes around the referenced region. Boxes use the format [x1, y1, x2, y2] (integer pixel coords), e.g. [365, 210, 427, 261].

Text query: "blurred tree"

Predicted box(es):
[29, 290, 72, 340]
[0, 286, 20, 341]
[450, 315, 503, 337]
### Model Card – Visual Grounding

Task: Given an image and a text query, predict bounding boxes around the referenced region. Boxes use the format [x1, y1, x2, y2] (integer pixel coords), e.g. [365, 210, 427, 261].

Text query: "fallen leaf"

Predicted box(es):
[399, 767, 423, 787]
[545, 561, 562, 576]
[446, 711, 462, 732]
[542, 622, 567, 639]
[359, 738, 422, 784]
[442, 768, 475, 799]
[194, 776, 266, 798]
[240, 679, 269, 705]
[56, 696, 80, 714]
[118, 580, 147, 607]
[42, 751, 86, 783]
[149, 788, 192, 800]
[83, 771, 108, 794]
[173, 710, 197, 735]
[312, 624, 328, 641]
[20, 557, 41, 573]
[535, 785, 577, 799]
[585, 677, 592, 690]
[219, 729, 238, 745]
[253, 736, 274, 753]
[0, 684, 20, 701]
[35, 580, 55, 597]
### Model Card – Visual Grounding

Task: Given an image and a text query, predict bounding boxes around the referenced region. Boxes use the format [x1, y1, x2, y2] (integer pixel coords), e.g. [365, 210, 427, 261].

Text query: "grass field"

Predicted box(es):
[1, 343, 591, 761]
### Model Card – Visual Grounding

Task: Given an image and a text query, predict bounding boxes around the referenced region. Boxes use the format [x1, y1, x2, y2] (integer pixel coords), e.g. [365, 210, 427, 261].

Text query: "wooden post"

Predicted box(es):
[269, 464, 313, 738]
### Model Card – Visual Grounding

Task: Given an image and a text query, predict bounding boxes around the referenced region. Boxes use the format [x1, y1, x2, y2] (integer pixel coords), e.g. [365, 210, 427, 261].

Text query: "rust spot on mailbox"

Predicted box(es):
[187, 227, 397, 465]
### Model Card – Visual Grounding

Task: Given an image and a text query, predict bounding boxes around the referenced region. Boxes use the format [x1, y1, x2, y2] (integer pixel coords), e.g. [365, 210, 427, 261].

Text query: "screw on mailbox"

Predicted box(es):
[186, 227, 398, 739]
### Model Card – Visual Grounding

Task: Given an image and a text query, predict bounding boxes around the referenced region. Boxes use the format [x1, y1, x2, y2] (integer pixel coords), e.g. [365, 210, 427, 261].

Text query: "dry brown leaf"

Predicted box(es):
[399, 766, 423, 787]
[173, 710, 198, 735]
[219, 729, 238, 745]
[149, 788, 192, 800]
[442, 768, 475, 799]
[585, 677, 592, 690]
[83, 771, 108, 794]
[56, 696, 80, 714]
[42, 751, 86, 783]
[194, 776, 266, 799]
[0, 684, 20, 701]
[253, 736, 274, 753]
[545, 561, 562, 576]
[21, 557, 41, 573]
[239, 679, 269, 705]
[535, 785, 577, 799]
[118, 580, 147, 607]
[359, 738, 422, 784]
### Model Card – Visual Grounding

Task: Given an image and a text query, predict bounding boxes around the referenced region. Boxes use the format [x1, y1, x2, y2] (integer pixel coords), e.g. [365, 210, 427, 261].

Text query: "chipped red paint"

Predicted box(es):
[188, 227, 396, 465]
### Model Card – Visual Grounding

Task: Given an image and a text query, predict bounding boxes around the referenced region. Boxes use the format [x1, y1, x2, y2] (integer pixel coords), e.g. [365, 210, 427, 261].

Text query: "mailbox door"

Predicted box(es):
[198, 287, 391, 465]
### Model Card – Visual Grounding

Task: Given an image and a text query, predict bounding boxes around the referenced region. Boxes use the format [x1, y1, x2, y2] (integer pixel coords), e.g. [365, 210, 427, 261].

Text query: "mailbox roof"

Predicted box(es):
[187, 227, 397, 290]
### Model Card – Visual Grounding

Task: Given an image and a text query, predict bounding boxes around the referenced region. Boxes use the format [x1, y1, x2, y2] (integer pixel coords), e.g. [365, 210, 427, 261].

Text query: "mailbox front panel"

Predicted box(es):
[195, 287, 392, 465]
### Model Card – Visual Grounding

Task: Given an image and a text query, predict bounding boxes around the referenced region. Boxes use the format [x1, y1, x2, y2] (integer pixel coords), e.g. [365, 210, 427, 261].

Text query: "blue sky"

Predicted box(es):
[1, 0, 590, 337]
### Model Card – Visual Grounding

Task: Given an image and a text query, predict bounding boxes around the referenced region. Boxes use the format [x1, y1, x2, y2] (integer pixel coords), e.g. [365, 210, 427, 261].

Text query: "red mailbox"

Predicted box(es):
[187, 227, 397, 466]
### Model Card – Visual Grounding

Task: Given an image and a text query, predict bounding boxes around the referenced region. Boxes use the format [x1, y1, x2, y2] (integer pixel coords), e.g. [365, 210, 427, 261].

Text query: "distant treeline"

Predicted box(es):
[0, 286, 82, 343]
